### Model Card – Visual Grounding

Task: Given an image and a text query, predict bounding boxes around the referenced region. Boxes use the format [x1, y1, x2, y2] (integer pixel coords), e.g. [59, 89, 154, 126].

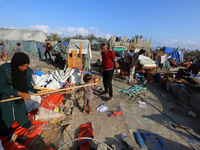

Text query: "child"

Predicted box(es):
[17, 43, 22, 52]
[81, 74, 97, 114]
[0, 43, 6, 62]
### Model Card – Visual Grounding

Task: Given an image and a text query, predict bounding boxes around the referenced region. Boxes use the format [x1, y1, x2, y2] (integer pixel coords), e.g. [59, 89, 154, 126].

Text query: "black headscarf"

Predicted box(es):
[11, 53, 30, 104]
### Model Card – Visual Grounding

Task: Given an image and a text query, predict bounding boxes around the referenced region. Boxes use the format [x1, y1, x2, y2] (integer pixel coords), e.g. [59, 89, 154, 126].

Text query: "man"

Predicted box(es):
[129, 49, 145, 85]
[54, 41, 62, 63]
[0, 43, 6, 62]
[44, 39, 51, 61]
[99, 44, 118, 101]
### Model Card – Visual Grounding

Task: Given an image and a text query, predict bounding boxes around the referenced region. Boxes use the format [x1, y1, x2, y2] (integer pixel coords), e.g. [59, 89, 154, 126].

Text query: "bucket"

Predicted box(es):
[155, 73, 161, 82]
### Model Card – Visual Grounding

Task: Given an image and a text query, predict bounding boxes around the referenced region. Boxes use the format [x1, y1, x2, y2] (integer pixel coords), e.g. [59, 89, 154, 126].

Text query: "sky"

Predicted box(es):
[0, 0, 200, 50]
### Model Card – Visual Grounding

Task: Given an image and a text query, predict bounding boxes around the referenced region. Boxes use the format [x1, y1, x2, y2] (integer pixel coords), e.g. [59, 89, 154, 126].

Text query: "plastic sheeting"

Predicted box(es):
[164, 47, 183, 63]
[138, 55, 156, 67]
[0, 28, 46, 59]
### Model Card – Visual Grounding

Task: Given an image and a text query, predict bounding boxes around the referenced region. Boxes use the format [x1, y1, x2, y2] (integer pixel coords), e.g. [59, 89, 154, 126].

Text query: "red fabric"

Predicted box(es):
[1, 52, 5, 58]
[2, 142, 30, 150]
[40, 94, 64, 108]
[78, 122, 94, 150]
[102, 49, 115, 70]
[46, 43, 50, 51]
[0, 109, 47, 150]
[44, 147, 55, 150]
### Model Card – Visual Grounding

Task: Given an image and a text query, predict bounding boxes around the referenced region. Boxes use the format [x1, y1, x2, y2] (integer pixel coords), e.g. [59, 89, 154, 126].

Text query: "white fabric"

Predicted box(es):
[69, 69, 83, 85]
[161, 54, 168, 64]
[97, 105, 108, 112]
[138, 55, 156, 67]
[0, 140, 4, 150]
[25, 92, 42, 113]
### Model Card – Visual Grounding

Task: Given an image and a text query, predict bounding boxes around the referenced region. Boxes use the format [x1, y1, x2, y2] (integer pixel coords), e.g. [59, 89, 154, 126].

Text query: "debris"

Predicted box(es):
[108, 106, 123, 117]
[161, 94, 166, 97]
[138, 101, 147, 108]
[97, 105, 108, 112]
[171, 123, 190, 130]
[188, 111, 196, 118]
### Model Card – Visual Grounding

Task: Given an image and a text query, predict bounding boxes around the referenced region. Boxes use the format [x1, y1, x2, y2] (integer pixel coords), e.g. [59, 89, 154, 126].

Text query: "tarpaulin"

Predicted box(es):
[0, 109, 47, 150]
[78, 122, 94, 150]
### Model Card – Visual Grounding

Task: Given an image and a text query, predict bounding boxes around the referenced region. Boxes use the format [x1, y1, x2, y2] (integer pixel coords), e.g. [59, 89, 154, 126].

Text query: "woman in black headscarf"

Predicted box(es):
[0, 53, 39, 136]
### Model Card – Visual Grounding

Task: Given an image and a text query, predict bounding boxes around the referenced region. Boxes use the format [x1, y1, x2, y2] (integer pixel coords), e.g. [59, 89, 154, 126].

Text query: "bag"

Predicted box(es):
[49, 45, 53, 50]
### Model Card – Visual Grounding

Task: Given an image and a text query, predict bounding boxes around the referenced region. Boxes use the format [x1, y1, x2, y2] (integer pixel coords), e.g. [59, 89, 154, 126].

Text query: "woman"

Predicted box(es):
[0, 52, 39, 136]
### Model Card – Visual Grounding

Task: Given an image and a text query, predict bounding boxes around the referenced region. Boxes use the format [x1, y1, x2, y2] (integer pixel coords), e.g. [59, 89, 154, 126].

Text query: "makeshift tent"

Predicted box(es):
[64, 39, 92, 71]
[0, 28, 47, 59]
[164, 47, 183, 63]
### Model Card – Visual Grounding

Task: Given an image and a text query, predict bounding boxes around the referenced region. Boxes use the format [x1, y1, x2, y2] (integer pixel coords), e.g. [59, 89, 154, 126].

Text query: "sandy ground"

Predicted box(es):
[1, 52, 200, 149]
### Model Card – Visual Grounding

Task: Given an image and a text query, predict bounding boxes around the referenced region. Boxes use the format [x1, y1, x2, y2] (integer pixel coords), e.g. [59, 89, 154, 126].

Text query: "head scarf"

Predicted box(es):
[11, 53, 30, 104]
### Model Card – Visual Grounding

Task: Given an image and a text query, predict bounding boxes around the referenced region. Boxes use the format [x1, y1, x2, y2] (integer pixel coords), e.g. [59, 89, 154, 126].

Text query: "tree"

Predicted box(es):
[62, 36, 71, 43]
[96, 37, 107, 44]
[49, 33, 61, 41]
[133, 35, 143, 43]
[106, 36, 113, 43]
[73, 34, 84, 39]
[85, 34, 97, 43]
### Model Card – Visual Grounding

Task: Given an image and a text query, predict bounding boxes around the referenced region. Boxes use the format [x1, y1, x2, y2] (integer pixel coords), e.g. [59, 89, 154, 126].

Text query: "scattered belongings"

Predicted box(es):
[138, 101, 147, 108]
[78, 122, 94, 150]
[108, 106, 123, 117]
[97, 105, 108, 112]
[118, 81, 147, 95]
[133, 132, 168, 150]
[171, 123, 190, 130]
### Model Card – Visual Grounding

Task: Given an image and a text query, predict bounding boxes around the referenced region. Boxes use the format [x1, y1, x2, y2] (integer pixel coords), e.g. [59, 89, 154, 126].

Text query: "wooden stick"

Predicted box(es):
[0, 83, 97, 103]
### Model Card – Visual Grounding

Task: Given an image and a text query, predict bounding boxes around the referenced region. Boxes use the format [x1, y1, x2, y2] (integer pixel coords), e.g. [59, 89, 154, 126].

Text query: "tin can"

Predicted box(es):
[188, 111, 196, 118]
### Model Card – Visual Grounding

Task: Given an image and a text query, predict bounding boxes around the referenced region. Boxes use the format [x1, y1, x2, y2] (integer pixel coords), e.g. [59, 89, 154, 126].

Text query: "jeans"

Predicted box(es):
[44, 50, 51, 60]
[103, 69, 113, 98]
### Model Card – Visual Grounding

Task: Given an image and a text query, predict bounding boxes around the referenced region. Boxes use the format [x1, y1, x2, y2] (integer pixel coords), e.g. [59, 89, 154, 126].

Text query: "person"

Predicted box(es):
[99, 43, 118, 101]
[0, 53, 39, 136]
[44, 39, 51, 61]
[0, 43, 6, 62]
[81, 74, 97, 114]
[54, 41, 62, 63]
[129, 49, 146, 85]
[17, 43, 22, 52]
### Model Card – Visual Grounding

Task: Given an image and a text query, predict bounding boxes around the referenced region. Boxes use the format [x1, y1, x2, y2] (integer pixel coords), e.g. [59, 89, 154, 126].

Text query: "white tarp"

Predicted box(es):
[139, 55, 156, 67]
[0, 28, 47, 42]
[68, 39, 92, 59]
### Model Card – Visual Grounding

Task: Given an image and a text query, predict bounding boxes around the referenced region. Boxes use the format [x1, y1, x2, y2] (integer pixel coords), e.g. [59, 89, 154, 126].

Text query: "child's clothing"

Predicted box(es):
[83, 85, 94, 106]
[17, 47, 22, 52]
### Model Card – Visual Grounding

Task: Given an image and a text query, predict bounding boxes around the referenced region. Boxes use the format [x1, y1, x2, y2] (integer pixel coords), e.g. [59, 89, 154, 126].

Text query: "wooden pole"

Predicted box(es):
[0, 83, 97, 103]
[67, 45, 70, 68]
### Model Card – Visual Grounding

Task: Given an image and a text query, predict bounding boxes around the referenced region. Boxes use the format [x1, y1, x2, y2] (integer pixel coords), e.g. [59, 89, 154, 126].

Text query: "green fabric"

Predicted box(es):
[114, 47, 126, 51]
[117, 81, 147, 95]
[0, 63, 38, 136]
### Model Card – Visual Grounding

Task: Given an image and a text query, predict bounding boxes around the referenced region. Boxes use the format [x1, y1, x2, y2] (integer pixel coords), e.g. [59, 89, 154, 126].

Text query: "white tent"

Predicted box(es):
[64, 39, 92, 71]
[0, 28, 47, 59]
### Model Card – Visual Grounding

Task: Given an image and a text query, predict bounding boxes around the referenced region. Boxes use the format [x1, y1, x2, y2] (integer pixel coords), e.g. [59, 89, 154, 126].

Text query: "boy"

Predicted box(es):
[17, 43, 22, 52]
[0, 43, 6, 62]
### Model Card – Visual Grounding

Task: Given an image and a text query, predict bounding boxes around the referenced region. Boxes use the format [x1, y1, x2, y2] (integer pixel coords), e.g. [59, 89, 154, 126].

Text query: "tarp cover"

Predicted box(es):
[114, 46, 126, 51]
[0, 28, 47, 59]
[68, 39, 92, 58]
[164, 47, 183, 63]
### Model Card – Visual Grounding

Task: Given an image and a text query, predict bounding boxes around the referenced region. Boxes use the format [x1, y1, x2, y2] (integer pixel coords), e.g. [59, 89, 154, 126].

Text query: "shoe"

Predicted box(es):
[101, 91, 108, 96]
[107, 97, 113, 102]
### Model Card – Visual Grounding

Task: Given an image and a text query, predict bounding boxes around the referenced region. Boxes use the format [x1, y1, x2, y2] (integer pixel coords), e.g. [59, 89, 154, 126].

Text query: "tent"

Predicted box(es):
[164, 47, 183, 63]
[64, 39, 92, 71]
[0, 28, 47, 59]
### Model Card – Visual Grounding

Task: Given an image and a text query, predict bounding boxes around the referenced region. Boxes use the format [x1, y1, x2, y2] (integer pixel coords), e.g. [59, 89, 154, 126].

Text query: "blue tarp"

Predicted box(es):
[164, 47, 183, 63]
[61, 42, 68, 46]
